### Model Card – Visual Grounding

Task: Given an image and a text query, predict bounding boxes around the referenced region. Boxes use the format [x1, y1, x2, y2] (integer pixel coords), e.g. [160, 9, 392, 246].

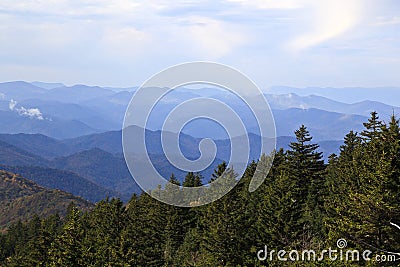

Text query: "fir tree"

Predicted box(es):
[210, 161, 227, 182]
[287, 125, 326, 246]
[361, 111, 382, 142]
[48, 204, 84, 267]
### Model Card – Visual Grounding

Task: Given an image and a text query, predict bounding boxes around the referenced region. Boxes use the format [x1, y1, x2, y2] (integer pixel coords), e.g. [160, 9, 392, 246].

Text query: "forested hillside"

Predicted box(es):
[0, 112, 399, 266]
[0, 170, 93, 229]
[0, 165, 122, 202]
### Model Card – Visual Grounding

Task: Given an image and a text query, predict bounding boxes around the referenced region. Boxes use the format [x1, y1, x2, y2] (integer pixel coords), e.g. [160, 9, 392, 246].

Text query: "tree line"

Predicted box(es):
[1, 111, 399, 266]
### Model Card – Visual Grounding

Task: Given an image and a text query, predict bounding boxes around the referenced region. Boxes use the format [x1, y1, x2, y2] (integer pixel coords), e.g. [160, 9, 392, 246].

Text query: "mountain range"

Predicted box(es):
[1, 81, 399, 140]
[0, 81, 397, 225]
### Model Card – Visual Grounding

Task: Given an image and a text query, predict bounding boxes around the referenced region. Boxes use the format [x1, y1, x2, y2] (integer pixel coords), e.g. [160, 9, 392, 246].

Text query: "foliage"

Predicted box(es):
[1, 113, 400, 266]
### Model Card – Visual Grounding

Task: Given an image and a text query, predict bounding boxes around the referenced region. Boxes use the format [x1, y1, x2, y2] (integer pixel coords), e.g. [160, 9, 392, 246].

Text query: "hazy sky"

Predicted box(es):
[0, 0, 399, 89]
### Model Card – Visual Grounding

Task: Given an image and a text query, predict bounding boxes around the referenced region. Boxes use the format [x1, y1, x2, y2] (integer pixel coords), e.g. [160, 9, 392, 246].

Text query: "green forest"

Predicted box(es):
[1, 112, 400, 266]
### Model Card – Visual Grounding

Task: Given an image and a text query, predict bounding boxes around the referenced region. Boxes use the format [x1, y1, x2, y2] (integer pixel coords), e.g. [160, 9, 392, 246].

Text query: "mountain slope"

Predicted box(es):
[0, 170, 93, 228]
[61, 130, 123, 155]
[0, 133, 73, 159]
[0, 81, 45, 100]
[19, 99, 121, 130]
[30, 81, 65, 89]
[269, 86, 400, 107]
[44, 85, 116, 103]
[52, 148, 140, 197]
[0, 140, 49, 166]
[271, 108, 367, 141]
[0, 165, 122, 203]
[0, 110, 99, 139]
[265, 92, 400, 119]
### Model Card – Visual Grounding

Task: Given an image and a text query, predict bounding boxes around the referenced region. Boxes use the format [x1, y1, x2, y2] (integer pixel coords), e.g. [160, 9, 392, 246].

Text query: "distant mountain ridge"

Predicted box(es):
[264, 93, 400, 119]
[0, 124, 341, 208]
[269, 86, 400, 107]
[0, 81, 398, 140]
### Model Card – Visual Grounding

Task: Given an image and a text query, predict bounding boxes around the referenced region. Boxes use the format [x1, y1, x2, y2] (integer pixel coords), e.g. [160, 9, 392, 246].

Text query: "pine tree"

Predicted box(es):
[325, 114, 400, 254]
[0, 220, 27, 264]
[257, 150, 303, 248]
[162, 175, 185, 266]
[182, 172, 203, 187]
[182, 172, 203, 206]
[48, 204, 85, 267]
[161, 173, 183, 206]
[210, 161, 227, 182]
[361, 111, 382, 142]
[174, 227, 203, 266]
[340, 130, 361, 161]
[168, 173, 180, 185]
[122, 193, 166, 266]
[287, 125, 326, 246]
[83, 198, 125, 266]
[24, 215, 50, 266]
[200, 167, 245, 266]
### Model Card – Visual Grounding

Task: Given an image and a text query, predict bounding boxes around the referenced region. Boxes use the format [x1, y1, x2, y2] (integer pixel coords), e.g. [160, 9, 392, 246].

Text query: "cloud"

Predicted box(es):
[375, 16, 400, 26]
[9, 99, 45, 120]
[213, 0, 362, 56]
[0, 0, 398, 87]
[17, 107, 44, 120]
[178, 16, 248, 58]
[98, 26, 150, 60]
[0, 92, 5, 99]
[288, 0, 363, 51]
[9, 99, 17, 110]
[226, 0, 304, 9]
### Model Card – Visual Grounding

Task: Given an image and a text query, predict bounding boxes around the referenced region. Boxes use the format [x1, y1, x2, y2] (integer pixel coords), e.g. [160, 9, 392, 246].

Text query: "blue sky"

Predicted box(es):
[0, 0, 399, 89]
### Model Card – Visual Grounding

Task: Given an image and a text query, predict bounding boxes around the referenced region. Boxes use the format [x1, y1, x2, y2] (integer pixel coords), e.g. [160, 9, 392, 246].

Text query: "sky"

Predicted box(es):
[0, 0, 399, 89]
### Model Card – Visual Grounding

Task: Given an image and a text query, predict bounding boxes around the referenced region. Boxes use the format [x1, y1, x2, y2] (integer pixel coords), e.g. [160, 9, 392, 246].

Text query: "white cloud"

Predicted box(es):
[226, 0, 304, 9]
[375, 16, 400, 26]
[288, 0, 363, 51]
[0, 92, 5, 99]
[0, 0, 140, 18]
[99, 26, 150, 59]
[18, 107, 44, 120]
[0, 0, 398, 87]
[9, 99, 17, 110]
[178, 16, 248, 58]
[9, 99, 45, 120]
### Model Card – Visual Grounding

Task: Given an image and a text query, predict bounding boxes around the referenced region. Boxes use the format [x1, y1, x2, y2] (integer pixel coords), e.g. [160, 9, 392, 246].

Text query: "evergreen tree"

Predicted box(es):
[182, 172, 203, 187]
[340, 130, 361, 161]
[169, 173, 180, 185]
[257, 150, 303, 248]
[0, 221, 27, 264]
[174, 227, 203, 266]
[24, 215, 50, 266]
[161, 173, 183, 206]
[200, 168, 245, 266]
[210, 161, 227, 182]
[48, 204, 85, 267]
[122, 193, 166, 266]
[4, 115, 400, 266]
[287, 125, 325, 246]
[162, 175, 186, 266]
[361, 111, 382, 142]
[182, 172, 203, 206]
[325, 114, 400, 255]
[83, 198, 125, 266]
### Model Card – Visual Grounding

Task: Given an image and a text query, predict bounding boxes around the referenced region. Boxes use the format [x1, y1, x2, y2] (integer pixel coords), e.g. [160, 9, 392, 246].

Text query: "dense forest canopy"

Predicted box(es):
[1, 111, 400, 266]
